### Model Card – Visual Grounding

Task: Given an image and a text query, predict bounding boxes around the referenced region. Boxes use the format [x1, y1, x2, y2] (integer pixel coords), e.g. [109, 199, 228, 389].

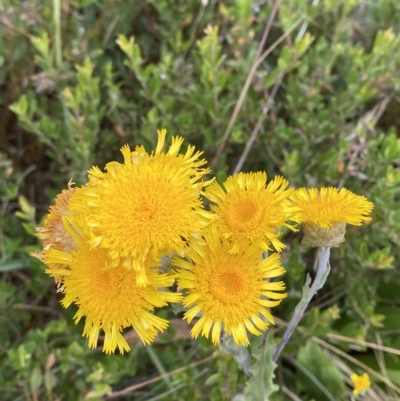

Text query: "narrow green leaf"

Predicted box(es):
[0, 260, 26, 272]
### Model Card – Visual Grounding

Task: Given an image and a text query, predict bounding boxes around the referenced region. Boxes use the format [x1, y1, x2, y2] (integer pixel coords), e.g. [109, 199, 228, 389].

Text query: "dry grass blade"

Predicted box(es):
[375, 332, 399, 400]
[326, 333, 400, 356]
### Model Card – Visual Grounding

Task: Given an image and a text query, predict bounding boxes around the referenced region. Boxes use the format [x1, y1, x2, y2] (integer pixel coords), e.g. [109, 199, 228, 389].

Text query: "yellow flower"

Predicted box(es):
[67, 129, 212, 286]
[291, 187, 374, 247]
[44, 243, 181, 354]
[292, 187, 373, 227]
[31, 181, 76, 285]
[351, 372, 371, 395]
[174, 232, 287, 346]
[204, 172, 299, 252]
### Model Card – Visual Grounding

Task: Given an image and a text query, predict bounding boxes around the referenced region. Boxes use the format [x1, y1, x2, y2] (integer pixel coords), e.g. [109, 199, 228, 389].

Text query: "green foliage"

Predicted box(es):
[296, 341, 344, 401]
[1, 0, 400, 399]
[4, 319, 138, 400]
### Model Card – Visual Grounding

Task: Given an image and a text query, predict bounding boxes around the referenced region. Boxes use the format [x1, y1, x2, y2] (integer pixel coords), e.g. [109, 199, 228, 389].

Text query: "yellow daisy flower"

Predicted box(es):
[204, 172, 299, 253]
[67, 129, 213, 286]
[44, 243, 181, 354]
[291, 187, 374, 247]
[174, 232, 287, 346]
[31, 181, 76, 285]
[351, 372, 371, 395]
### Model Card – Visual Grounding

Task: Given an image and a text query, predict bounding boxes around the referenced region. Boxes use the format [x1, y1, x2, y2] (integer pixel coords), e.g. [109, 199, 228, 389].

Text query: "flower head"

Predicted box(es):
[291, 187, 373, 227]
[31, 181, 76, 284]
[351, 372, 371, 395]
[45, 243, 181, 354]
[204, 172, 299, 253]
[67, 129, 212, 286]
[174, 232, 287, 346]
[291, 187, 374, 247]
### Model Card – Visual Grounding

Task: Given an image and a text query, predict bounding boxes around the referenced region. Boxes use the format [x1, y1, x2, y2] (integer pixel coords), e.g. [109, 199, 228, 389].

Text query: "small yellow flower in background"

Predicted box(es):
[31, 181, 76, 285]
[326, 304, 341, 320]
[204, 172, 300, 253]
[174, 231, 287, 346]
[66, 129, 213, 286]
[45, 243, 181, 354]
[351, 372, 371, 395]
[291, 187, 374, 247]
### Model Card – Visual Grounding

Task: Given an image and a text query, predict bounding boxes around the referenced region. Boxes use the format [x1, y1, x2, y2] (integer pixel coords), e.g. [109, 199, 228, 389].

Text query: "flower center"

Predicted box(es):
[210, 266, 248, 304]
[227, 198, 260, 230]
[138, 202, 156, 220]
[235, 198, 259, 222]
[92, 268, 120, 298]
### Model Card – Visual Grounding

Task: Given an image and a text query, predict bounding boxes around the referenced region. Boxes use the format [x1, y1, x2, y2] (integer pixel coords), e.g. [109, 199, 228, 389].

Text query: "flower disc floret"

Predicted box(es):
[204, 172, 299, 252]
[174, 232, 287, 346]
[44, 243, 181, 354]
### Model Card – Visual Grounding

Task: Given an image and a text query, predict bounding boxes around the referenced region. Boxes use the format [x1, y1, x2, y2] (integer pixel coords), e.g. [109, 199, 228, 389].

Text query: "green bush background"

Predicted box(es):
[1, 0, 400, 400]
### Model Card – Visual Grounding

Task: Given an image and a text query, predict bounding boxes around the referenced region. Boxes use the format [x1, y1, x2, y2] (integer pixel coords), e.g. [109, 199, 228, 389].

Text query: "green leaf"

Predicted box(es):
[277, 47, 292, 71]
[30, 367, 43, 394]
[15, 196, 36, 221]
[22, 222, 36, 237]
[0, 260, 26, 272]
[295, 33, 315, 56]
[235, 0, 252, 25]
[44, 370, 57, 391]
[296, 340, 344, 401]
[244, 332, 278, 401]
[262, 67, 280, 89]
[9, 95, 28, 116]
[115, 34, 134, 56]
[85, 383, 112, 399]
[205, 372, 221, 386]
[31, 31, 50, 58]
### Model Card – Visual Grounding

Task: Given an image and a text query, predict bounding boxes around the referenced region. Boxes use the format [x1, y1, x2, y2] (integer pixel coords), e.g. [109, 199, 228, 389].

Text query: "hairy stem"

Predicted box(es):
[272, 246, 331, 362]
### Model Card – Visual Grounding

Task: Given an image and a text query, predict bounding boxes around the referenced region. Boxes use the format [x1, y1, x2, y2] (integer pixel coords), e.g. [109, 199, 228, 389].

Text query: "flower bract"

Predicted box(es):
[174, 232, 287, 346]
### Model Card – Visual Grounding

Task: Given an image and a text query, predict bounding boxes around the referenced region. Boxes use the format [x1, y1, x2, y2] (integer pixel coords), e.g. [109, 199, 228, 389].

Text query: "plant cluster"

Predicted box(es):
[32, 127, 373, 399]
[1, 0, 400, 400]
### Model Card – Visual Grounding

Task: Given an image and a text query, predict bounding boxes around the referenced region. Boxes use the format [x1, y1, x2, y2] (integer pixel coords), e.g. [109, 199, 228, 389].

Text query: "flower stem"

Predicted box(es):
[272, 246, 331, 362]
[221, 334, 253, 377]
